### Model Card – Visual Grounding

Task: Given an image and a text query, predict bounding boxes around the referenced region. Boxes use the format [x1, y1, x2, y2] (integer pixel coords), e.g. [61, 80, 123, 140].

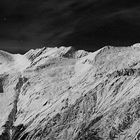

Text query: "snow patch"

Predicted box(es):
[13, 54, 31, 72]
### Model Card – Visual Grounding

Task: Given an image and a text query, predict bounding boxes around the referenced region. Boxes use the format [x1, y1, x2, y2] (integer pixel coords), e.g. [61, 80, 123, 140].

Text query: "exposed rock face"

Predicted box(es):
[1, 44, 140, 140]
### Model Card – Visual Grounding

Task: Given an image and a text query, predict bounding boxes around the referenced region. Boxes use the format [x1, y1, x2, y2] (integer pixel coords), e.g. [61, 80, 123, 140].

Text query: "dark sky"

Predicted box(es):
[0, 0, 140, 54]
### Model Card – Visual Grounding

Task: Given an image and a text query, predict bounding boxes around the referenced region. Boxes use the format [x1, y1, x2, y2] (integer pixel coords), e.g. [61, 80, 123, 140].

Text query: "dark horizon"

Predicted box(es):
[0, 0, 140, 54]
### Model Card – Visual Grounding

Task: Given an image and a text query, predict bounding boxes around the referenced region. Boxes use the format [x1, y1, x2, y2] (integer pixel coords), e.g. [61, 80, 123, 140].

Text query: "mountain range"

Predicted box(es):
[0, 44, 140, 139]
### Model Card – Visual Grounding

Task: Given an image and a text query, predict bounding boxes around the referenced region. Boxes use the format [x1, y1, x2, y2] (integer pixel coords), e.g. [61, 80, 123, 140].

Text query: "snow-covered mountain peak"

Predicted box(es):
[0, 50, 30, 74]
[1, 44, 140, 139]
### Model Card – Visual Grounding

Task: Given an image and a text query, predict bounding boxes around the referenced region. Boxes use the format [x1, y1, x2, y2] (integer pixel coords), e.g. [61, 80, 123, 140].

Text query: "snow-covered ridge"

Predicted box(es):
[0, 50, 31, 74]
[0, 46, 91, 74]
[1, 44, 140, 139]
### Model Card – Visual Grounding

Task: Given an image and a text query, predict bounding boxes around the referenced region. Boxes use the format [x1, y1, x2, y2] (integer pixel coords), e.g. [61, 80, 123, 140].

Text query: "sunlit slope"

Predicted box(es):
[1, 44, 140, 139]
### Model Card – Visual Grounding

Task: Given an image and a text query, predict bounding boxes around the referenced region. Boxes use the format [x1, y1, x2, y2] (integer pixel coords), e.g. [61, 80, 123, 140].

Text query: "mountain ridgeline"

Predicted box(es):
[0, 44, 140, 139]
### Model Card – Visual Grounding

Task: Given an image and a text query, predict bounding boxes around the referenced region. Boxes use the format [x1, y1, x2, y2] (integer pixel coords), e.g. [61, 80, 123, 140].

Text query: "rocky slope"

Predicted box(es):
[1, 44, 140, 140]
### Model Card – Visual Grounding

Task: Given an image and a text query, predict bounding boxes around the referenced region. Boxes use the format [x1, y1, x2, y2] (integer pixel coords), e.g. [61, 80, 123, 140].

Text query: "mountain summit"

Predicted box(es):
[1, 44, 140, 140]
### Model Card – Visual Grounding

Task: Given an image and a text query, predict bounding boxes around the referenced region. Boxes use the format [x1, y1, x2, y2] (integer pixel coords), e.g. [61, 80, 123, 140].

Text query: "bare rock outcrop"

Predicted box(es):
[1, 44, 140, 139]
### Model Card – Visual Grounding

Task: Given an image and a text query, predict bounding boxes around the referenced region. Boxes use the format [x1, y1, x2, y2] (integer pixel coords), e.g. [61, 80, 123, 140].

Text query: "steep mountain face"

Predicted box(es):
[1, 44, 140, 140]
